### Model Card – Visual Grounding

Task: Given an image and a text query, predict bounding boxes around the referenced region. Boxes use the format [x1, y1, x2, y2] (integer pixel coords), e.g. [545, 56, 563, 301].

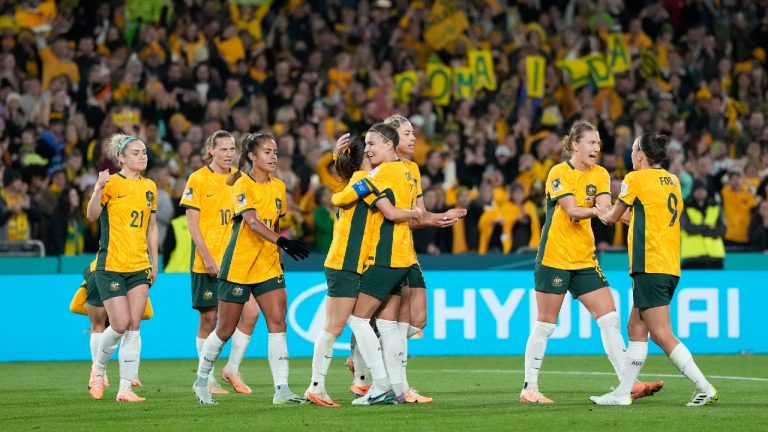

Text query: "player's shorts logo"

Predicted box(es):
[552, 276, 563, 288]
[232, 286, 243, 297]
[110, 281, 120, 292]
[203, 290, 213, 300]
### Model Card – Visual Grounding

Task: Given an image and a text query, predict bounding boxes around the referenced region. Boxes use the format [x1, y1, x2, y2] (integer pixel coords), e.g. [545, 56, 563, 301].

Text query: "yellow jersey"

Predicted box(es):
[96, 174, 158, 272]
[219, 174, 286, 284]
[364, 160, 418, 268]
[402, 159, 423, 199]
[537, 162, 610, 270]
[325, 171, 376, 274]
[721, 185, 757, 244]
[180, 166, 236, 273]
[618, 168, 683, 276]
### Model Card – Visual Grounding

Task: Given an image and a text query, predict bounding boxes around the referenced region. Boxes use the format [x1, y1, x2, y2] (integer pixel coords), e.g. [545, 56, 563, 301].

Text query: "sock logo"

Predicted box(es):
[279, 356, 288, 360]
[631, 360, 644, 366]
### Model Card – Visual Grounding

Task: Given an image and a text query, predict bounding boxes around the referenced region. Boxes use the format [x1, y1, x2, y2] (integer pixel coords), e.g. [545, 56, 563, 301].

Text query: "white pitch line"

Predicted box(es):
[435, 369, 768, 383]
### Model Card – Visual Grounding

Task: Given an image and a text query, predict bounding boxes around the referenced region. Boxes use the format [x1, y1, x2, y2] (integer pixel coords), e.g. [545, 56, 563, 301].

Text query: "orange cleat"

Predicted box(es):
[349, 384, 369, 397]
[208, 381, 230, 395]
[221, 369, 252, 394]
[305, 390, 340, 408]
[519, 389, 554, 404]
[405, 388, 433, 403]
[631, 380, 664, 400]
[116, 390, 146, 402]
[89, 372, 105, 400]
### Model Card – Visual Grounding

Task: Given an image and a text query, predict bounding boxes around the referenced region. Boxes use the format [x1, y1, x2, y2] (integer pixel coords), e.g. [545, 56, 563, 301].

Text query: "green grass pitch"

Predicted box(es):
[2, 355, 766, 431]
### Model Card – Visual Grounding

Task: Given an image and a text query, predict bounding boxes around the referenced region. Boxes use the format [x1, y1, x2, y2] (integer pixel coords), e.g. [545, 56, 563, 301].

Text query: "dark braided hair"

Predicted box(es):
[637, 133, 669, 166]
[227, 132, 275, 186]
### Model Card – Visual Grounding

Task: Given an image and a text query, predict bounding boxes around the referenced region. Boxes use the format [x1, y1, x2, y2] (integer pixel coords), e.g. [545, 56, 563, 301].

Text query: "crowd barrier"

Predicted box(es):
[1, 270, 762, 362]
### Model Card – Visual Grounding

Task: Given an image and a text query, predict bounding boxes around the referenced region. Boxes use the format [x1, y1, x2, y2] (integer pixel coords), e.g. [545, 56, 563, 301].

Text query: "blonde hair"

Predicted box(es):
[383, 114, 410, 131]
[107, 133, 140, 162]
[560, 120, 597, 154]
[203, 130, 234, 163]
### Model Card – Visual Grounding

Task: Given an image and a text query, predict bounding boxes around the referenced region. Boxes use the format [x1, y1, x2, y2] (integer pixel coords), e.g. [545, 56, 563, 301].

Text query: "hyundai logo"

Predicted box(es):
[287, 283, 351, 351]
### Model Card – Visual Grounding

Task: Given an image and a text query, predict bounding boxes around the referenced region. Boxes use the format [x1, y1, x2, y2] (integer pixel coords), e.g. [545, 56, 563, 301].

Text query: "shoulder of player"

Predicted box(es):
[546, 162, 568, 180]
[269, 175, 287, 191]
[591, 164, 610, 177]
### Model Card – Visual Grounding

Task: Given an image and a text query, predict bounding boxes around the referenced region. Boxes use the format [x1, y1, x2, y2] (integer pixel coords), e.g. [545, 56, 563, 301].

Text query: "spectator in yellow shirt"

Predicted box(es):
[721, 168, 758, 248]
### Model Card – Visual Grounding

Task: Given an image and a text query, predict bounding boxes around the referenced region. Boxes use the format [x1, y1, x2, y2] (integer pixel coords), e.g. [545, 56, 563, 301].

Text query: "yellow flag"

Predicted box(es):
[468, 50, 497, 91]
[424, 0, 469, 50]
[394, 70, 418, 103]
[525, 55, 546, 98]
[556, 58, 589, 89]
[585, 53, 615, 88]
[453, 67, 474, 100]
[607, 33, 630, 73]
[427, 63, 452, 106]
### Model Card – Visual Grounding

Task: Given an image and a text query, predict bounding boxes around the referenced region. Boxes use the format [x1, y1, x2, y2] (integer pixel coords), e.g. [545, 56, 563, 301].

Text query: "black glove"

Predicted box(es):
[276, 237, 310, 261]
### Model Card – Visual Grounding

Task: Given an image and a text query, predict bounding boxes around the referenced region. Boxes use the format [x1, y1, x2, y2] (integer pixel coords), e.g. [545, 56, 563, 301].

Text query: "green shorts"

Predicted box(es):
[325, 267, 360, 298]
[405, 263, 427, 289]
[218, 275, 286, 303]
[632, 273, 680, 310]
[84, 267, 103, 307]
[191, 273, 218, 310]
[534, 264, 609, 299]
[359, 265, 409, 301]
[95, 269, 151, 302]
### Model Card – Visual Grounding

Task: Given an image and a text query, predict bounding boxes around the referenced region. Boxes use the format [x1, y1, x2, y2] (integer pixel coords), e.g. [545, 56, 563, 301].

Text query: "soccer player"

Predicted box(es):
[521, 121, 662, 404]
[383, 114, 466, 403]
[86, 133, 158, 402]
[193, 133, 310, 405]
[332, 123, 420, 405]
[181, 130, 261, 395]
[590, 133, 718, 407]
[304, 136, 421, 407]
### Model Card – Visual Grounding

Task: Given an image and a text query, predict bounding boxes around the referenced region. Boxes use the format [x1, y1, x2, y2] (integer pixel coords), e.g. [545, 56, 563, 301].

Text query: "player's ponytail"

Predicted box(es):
[638, 133, 669, 166]
[203, 130, 233, 163]
[226, 132, 276, 186]
[560, 120, 596, 155]
[335, 136, 366, 181]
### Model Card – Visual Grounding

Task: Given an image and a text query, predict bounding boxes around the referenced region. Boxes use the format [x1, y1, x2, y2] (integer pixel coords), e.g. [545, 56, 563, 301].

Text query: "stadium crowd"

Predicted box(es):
[0, 0, 767, 261]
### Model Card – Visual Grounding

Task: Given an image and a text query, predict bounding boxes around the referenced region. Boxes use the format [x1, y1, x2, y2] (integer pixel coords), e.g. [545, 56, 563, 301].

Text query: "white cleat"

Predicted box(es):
[589, 391, 632, 406]
[686, 386, 718, 407]
[193, 383, 217, 405]
[351, 388, 395, 406]
[273, 385, 306, 405]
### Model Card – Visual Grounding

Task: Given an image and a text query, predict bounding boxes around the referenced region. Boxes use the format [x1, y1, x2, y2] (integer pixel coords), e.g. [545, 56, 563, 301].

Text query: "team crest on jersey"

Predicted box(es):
[146, 191, 155, 202]
[552, 178, 562, 193]
[203, 290, 213, 300]
[237, 193, 247, 208]
[552, 276, 563, 288]
[110, 281, 120, 292]
[183, 188, 193, 199]
[275, 198, 282, 211]
[232, 286, 243, 296]
[586, 185, 596, 196]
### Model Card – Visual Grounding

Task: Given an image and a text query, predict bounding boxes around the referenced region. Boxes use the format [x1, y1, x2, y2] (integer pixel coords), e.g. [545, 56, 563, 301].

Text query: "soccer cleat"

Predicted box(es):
[351, 388, 395, 406]
[686, 386, 718, 407]
[631, 380, 664, 400]
[305, 390, 340, 408]
[392, 393, 406, 404]
[131, 378, 143, 388]
[208, 381, 230, 395]
[589, 391, 632, 406]
[349, 384, 370, 396]
[89, 372, 105, 400]
[519, 389, 554, 404]
[116, 390, 146, 402]
[221, 369, 252, 394]
[405, 388, 433, 403]
[193, 383, 217, 405]
[273, 386, 306, 405]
